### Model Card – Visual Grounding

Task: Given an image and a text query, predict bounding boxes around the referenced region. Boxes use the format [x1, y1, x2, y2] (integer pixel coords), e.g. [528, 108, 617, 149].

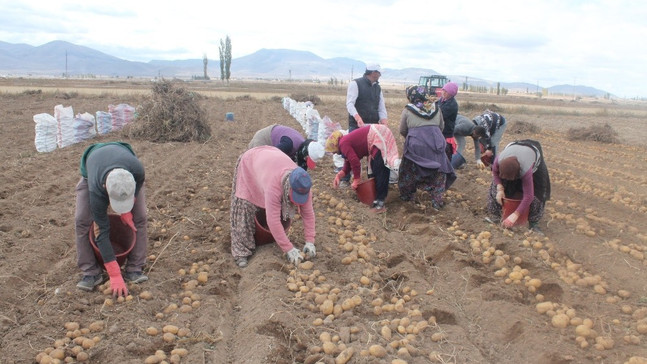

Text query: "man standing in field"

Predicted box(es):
[74, 142, 148, 296]
[340, 63, 388, 186]
[346, 63, 388, 131]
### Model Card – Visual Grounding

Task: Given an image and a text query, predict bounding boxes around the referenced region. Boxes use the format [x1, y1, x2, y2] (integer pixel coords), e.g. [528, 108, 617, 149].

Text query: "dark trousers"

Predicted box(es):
[369, 151, 390, 201]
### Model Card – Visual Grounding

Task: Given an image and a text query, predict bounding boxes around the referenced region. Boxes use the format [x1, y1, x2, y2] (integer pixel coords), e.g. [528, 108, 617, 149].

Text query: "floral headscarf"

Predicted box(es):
[325, 130, 343, 154]
[405, 85, 438, 120]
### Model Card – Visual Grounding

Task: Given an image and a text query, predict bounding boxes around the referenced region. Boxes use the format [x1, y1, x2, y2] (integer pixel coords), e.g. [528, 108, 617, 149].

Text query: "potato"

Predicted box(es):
[144, 355, 161, 364]
[368, 344, 387, 358]
[146, 327, 159, 336]
[381, 325, 392, 340]
[320, 300, 334, 315]
[551, 314, 570, 328]
[335, 347, 354, 364]
[536, 301, 554, 314]
[75, 352, 89, 362]
[431, 332, 446, 342]
[49, 349, 65, 360]
[322, 341, 337, 355]
[163, 325, 179, 334]
[171, 348, 189, 357]
[64, 322, 80, 332]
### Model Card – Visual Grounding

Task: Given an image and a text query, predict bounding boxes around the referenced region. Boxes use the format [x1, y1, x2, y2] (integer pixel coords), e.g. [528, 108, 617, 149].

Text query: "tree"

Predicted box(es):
[219, 35, 232, 84]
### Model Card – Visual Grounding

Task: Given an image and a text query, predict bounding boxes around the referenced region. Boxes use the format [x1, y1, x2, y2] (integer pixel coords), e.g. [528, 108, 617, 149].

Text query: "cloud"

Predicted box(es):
[1, 0, 645, 97]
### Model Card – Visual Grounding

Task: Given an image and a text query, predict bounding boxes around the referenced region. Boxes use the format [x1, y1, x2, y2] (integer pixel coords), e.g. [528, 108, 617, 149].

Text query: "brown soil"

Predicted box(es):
[1, 79, 647, 364]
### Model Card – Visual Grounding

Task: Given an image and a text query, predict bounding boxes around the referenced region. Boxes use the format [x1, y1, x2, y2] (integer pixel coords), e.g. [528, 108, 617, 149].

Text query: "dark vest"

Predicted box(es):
[348, 76, 381, 129]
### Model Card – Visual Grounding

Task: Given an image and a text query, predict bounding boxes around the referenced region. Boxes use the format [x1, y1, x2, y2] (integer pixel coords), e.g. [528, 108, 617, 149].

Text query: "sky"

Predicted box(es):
[1, 0, 645, 98]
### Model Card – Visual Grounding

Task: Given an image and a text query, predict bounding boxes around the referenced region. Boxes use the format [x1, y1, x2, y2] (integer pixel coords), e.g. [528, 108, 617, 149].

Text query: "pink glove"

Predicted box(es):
[351, 178, 361, 190]
[333, 170, 346, 188]
[120, 212, 137, 232]
[354, 114, 364, 127]
[502, 212, 519, 228]
[105, 260, 128, 297]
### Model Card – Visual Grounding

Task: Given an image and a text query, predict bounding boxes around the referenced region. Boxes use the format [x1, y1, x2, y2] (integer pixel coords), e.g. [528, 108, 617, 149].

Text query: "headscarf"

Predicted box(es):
[442, 82, 459, 98]
[405, 85, 438, 120]
[325, 130, 343, 154]
[498, 156, 520, 180]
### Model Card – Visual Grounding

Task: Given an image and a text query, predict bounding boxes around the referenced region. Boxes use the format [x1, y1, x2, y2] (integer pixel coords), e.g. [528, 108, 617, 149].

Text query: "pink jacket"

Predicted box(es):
[235, 146, 315, 252]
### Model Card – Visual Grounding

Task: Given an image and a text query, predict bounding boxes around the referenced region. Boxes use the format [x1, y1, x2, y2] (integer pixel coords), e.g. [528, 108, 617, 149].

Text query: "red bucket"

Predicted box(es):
[355, 178, 376, 206]
[254, 209, 292, 245]
[89, 214, 136, 266]
[502, 198, 529, 226]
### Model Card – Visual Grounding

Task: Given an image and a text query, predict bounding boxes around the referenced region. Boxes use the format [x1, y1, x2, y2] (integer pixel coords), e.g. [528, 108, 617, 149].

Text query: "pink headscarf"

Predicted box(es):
[442, 82, 459, 98]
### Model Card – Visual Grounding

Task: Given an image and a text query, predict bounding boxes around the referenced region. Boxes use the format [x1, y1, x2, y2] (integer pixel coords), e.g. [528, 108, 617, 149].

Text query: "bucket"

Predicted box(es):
[502, 198, 529, 226]
[88, 214, 136, 266]
[451, 152, 466, 169]
[355, 178, 377, 206]
[225, 112, 234, 121]
[254, 209, 292, 245]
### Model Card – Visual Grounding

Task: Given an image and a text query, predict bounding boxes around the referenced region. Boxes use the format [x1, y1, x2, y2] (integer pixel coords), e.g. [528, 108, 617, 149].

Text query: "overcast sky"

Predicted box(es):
[1, 0, 645, 97]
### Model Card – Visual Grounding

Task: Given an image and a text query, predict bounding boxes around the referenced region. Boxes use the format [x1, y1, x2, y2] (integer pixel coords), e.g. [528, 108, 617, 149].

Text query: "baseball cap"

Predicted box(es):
[366, 63, 382, 74]
[289, 167, 312, 205]
[306, 142, 325, 169]
[106, 168, 136, 214]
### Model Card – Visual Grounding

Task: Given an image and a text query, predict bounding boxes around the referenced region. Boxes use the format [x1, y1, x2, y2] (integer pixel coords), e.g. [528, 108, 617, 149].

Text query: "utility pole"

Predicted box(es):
[65, 50, 68, 78]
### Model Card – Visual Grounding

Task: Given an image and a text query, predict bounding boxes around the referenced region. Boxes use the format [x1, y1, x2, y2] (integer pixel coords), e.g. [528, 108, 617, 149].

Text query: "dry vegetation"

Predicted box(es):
[125, 80, 211, 142]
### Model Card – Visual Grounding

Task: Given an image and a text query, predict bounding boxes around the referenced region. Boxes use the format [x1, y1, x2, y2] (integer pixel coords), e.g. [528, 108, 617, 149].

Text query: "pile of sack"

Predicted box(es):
[34, 104, 136, 153]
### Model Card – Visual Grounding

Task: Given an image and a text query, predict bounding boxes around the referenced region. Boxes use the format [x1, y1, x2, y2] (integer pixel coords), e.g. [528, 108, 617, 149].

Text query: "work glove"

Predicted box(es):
[333, 170, 346, 188]
[502, 212, 519, 228]
[476, 160, 486, 169]
[351, 178, 361, 190]
[495, 184, 505, 206]
[303, 242, 316, 259]
[286, 247, 303, 265]
[120, 212, 137, 232]
[354, 114, 364, 127]
[104, 260, 128, 297]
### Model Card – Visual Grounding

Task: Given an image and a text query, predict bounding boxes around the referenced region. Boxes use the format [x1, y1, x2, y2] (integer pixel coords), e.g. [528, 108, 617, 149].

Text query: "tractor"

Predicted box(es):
[418, 75, 449, 98]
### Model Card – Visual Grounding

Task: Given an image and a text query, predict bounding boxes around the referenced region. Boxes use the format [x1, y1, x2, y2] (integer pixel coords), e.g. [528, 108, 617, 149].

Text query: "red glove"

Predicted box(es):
[104, 260, 128, 297]
[333, 170, 346, 188]
[120, 212, 137, 232]
[351, 178, 361, 190]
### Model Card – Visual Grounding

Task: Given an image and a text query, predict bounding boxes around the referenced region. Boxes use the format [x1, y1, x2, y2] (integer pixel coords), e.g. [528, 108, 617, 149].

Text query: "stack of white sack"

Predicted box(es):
[73, 112, 97, 143]
[33, 113, 58, 153]
[54, 104, 75, 149]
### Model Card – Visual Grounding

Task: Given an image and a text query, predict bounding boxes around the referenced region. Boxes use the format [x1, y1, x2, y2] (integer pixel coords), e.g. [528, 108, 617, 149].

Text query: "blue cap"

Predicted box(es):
[289, 167, 312, 205]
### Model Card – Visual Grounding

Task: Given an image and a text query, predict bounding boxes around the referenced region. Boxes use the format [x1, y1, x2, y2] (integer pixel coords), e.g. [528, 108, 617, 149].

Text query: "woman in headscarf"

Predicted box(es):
[437, 82, 459, 161]
[248, 124, 325, 170]
[487, 139, 551, 233]
[472, 110, 507, 168]
[398, 86, 456, 210]
[326, 124, 400, 213]
[230, 146, 317, 268]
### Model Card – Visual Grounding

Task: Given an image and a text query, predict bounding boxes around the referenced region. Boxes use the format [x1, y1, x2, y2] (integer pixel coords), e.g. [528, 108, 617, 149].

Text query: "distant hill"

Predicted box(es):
[0, 41, 611, 97]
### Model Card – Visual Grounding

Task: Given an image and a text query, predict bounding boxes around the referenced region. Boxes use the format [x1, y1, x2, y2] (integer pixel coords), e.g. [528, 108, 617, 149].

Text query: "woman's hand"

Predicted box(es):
[502, 212, 519, 228]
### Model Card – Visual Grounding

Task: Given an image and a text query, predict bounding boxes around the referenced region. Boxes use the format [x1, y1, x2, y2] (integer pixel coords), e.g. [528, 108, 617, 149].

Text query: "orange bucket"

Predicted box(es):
[502, 198, 529, 226]
[254, 209, 292, 245]
[89, 214, 136, 266]
[355, 178, 376, 206]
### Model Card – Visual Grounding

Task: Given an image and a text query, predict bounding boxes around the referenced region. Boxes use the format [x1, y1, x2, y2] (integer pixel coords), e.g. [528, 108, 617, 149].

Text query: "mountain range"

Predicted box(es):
[0, 40, 610, 97]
